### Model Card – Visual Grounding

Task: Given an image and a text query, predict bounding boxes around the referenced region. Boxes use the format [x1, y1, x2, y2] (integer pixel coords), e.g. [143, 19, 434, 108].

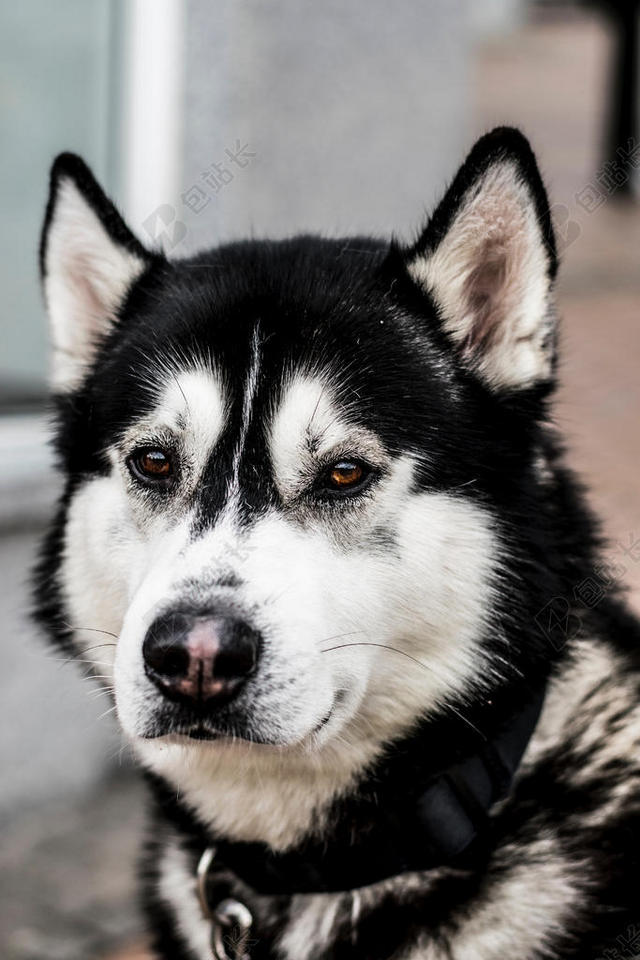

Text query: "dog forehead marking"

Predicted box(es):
[122, 365, 229, 489]
[229, 325, 262, 497]
[156, 366, 226, 440]
[270, 374, 336, 461]
[268, 373, 384, 498]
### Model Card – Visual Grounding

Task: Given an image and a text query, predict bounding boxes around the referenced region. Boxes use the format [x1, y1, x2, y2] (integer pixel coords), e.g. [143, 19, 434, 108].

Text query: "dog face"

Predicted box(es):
[37, 130, 557, 770]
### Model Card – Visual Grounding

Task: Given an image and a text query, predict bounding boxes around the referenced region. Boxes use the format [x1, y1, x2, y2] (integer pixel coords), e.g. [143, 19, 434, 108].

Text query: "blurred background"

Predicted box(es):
[1, 1, 639, 957]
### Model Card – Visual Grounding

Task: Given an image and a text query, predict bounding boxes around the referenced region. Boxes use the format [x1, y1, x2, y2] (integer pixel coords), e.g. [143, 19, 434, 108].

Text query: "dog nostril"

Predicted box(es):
[143, 637, 190, 680]
[211, 620, 261, 683]
[160, 646, 190, 678]
[143, 612, 193, 683]
[215, 641, 257, 680]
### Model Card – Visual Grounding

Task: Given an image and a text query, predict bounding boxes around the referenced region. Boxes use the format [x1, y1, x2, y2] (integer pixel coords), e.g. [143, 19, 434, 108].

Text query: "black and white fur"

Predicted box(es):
[35, 128, 640, 959]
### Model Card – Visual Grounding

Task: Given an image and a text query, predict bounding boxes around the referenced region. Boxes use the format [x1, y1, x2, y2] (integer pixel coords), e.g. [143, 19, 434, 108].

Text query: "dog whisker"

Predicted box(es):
[87, 690, 115, 703]
[61, 621, 119, 640]
[321, 639, 432, 665]
[96, 705, 118, 722]
[320, 640, 484, 737]
[52, 658, 114, 667]
[317, 630, 365, 645]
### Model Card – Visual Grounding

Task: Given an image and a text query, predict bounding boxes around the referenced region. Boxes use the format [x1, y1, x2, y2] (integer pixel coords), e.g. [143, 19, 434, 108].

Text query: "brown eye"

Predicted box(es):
[326, 460, 369, 493]
[129, 448, 173, 484]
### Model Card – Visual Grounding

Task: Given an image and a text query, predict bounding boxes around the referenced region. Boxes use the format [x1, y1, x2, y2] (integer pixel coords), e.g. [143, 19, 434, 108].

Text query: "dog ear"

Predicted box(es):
[40, 154, 155, 392]
[405, 127, 557, 392]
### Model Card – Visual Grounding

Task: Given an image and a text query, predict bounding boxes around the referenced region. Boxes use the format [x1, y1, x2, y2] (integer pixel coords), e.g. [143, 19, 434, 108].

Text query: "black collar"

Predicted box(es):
[207, 683, 547, 896]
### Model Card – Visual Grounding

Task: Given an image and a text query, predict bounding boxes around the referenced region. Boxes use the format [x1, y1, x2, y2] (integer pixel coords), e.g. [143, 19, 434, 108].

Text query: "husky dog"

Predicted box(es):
[35, 128, 640, 960]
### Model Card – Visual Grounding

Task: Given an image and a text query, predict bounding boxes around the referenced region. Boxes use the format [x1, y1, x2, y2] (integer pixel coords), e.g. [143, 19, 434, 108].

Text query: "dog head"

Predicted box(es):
[37, 129, 557, 772]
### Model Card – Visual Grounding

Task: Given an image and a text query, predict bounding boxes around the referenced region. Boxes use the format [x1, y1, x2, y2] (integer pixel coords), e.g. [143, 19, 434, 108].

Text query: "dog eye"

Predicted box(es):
[323, 460, 371, 494]
[128, 447, 174, 485]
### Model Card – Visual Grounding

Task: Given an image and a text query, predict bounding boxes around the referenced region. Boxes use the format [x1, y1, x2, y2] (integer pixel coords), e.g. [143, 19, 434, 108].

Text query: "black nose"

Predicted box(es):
[142, 609, 260, 707]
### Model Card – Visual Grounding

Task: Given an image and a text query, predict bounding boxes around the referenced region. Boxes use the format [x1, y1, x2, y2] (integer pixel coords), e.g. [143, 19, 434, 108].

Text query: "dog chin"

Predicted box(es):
[136, 714, 284, 747]
[148, 727, 286, 748]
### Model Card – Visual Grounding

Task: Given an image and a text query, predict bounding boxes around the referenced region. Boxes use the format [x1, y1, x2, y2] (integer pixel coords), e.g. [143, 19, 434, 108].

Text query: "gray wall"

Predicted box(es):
[0, 1, 117, 393]
[181, 0, 472, 252]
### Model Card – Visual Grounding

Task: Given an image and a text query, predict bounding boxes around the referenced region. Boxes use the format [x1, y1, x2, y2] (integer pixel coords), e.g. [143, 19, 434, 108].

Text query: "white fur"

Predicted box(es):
[153, 367, 227, 446]
[158, 836, 212, 960]
[404, 838, 583, 960]
[408, 162, 553, 390]
[524, 638, 640, 770]
[229, 325, 262, 497]
[278, 893, 342, 960]
[43, 177, 147, 391]
[61, 475, 131, 679]
[522, 637, 640, 828]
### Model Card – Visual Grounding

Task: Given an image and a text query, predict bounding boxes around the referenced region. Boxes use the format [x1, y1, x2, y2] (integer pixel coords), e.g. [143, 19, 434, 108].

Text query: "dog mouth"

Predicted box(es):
[309, 689, 347, 738]
[145, 721, 273, 745]
[141, 710, 284, 746]
[141, 699, 344, 746]
[184, 724, 219, 741]
[165, 713, 334, 745]
[311, 699, 339, 735]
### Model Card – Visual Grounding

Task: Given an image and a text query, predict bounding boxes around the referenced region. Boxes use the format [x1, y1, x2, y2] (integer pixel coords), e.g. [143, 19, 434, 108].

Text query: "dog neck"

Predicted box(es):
[145, 676, 547, 896]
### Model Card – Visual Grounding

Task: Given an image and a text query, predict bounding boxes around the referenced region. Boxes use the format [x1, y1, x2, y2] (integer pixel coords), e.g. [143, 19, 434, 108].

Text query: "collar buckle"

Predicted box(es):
[197, 847, 254, 960]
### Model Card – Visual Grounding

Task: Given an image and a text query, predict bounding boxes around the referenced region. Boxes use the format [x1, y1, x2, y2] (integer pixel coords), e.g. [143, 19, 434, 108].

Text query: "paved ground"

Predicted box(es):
[103, 945, 150, 960]
[1, 773, 146, 960]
